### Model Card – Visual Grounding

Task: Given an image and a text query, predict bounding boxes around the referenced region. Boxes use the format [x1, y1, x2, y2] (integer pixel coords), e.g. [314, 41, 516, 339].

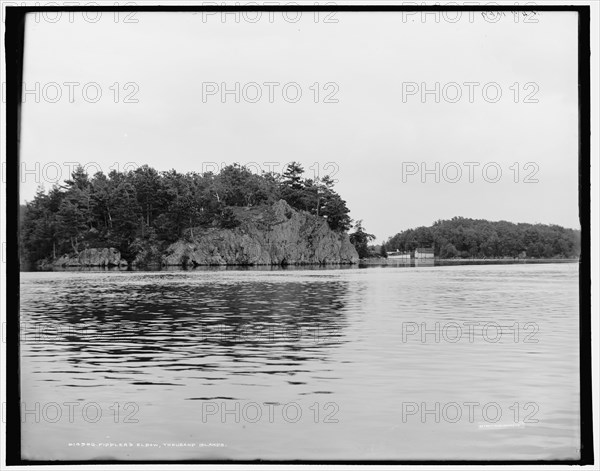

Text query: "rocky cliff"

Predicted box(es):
[38, 200, 359, 268]
[162, 199, 359, 266]
[45, 247, 128, 268]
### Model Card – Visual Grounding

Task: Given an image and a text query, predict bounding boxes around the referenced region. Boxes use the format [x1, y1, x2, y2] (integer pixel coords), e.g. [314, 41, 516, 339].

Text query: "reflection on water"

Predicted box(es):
[20, 263, 580, 460]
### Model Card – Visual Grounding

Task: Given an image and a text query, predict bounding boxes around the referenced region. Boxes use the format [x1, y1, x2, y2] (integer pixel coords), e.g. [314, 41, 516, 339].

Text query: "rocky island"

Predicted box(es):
[42, 199, 358, 268]
[22, 163, 359, 269]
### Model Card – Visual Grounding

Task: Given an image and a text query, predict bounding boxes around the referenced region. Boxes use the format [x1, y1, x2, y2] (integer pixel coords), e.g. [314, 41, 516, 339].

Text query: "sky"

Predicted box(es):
[18, 10, 580, 241]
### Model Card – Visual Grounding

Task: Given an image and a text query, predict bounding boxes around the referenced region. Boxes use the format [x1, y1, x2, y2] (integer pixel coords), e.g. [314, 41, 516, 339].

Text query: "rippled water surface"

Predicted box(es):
[20, 263, 580, 460]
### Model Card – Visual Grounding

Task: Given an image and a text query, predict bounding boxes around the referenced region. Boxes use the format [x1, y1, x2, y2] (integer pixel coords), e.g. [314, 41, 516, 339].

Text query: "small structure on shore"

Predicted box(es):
[387, 250, 411, 259]
[414, 247, 435, 259]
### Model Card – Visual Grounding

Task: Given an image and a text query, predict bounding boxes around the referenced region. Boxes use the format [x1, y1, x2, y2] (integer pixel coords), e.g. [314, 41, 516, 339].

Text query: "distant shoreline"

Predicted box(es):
[360, 258, 579, 265]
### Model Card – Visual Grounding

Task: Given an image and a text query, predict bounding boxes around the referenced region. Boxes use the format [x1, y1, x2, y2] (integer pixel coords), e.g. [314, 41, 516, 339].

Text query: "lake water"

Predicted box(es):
[19, 263, 580, 461]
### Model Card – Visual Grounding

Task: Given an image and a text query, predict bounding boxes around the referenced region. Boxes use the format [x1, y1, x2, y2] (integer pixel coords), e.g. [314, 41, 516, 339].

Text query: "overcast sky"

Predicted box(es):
[19, 10, 580, 241]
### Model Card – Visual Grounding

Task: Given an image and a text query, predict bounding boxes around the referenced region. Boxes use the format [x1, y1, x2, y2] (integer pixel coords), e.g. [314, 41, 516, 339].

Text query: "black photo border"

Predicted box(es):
[4, 3, 593, 466]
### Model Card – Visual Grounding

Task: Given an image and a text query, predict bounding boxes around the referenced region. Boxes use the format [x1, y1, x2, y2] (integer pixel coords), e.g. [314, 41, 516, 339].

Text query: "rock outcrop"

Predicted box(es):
[162, 200, 359, 266]
[49, 248, 127, 268]
[37, 200, 358, 269]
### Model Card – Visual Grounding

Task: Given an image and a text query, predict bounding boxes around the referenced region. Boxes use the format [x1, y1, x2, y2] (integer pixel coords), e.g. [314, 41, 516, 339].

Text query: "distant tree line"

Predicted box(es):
[20, 162, 352, 266]
[384, 217, 580, 259]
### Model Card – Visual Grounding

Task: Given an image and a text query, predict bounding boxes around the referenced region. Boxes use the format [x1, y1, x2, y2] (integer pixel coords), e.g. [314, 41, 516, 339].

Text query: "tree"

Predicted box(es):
[349, 220, 376, 259]
[380, 244, 388, 258]
[132, 165, 163, 231]
[56, 198, 87, 254]
[320, 193, 352, 231]
[282, 161, 304, 189]
[281, 162, 306, 209]
[21, 186, 60, 263]
[440, 242, 458, 258]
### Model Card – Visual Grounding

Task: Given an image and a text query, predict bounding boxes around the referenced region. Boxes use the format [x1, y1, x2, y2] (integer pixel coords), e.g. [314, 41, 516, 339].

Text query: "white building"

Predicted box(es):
[414, 247, 434, 259]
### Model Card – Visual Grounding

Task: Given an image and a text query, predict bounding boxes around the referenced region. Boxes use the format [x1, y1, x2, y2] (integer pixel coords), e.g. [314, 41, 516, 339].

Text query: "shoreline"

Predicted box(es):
[360, 257, 579, 264]
[21, 258, 580, 272]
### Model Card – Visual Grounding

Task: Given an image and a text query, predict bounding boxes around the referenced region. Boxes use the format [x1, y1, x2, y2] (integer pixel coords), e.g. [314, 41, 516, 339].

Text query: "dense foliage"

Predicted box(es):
[20, 163, 352, 265]
[384, 217, 581, 259]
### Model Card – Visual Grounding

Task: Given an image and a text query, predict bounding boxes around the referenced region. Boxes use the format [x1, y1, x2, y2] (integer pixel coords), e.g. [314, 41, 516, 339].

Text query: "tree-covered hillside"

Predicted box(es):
[20, 163, 352, 266]
[385, 217, 580, 259]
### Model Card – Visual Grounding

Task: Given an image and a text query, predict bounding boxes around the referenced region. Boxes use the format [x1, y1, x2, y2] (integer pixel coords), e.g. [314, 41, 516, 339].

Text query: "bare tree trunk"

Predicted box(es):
[88, 193, 92, 229]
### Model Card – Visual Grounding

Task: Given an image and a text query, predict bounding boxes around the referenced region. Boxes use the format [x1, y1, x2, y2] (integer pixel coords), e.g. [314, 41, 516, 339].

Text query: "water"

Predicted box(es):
[19, 263, 580, 460]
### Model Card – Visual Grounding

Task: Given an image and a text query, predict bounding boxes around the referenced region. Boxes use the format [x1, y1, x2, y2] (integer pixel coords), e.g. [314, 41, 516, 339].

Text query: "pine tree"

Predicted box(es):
[349, 220, 376, 259]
